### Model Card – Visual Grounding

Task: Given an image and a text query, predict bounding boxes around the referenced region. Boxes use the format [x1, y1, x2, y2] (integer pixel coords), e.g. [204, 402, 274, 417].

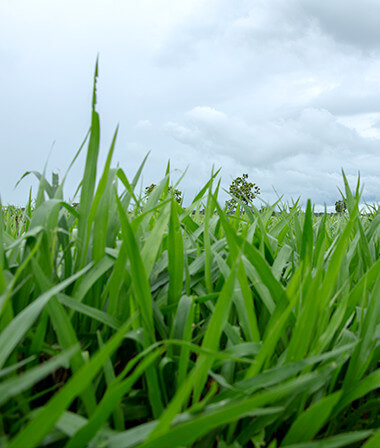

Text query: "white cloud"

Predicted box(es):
[135, 119, 152, 129]
[166, 106, 378, 164]
[337, 113, 380, 138]
[164, 105, 380, 206]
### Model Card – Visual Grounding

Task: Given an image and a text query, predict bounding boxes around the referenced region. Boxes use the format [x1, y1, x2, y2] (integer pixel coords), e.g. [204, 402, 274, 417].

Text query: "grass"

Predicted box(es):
[0, 64, 379, 448]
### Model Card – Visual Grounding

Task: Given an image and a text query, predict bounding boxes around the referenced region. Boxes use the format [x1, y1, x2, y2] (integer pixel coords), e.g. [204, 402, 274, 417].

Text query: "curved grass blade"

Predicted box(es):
[64, 348, 163, 448]
[281, 431, 373, 448]
[0, 346, 79, 407]
[77, 59, 101, 267]
[0, 264, 91, 369]
[362, 429, 380, 448]
[8, 314, 137, 448]
[282, 391, 342, 445]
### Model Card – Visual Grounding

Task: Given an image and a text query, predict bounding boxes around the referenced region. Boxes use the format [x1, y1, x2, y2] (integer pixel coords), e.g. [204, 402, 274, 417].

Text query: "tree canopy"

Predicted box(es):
[225, 173, 260, 212]
[335, 199, 347, 213]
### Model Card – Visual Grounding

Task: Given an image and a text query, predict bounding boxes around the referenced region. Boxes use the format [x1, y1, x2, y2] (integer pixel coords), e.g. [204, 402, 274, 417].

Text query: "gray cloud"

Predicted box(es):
[1, 0, 379, 208]
[166, 106, 378, 165]
[228, 1, 380, 53]
[164, 105, 380, 206]
[299, 0, 380, 52]
[310, 88, 380, 116]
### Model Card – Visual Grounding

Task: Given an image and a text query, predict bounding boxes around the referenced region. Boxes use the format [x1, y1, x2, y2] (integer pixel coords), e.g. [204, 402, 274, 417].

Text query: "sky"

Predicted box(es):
[1, 0, 380, 209]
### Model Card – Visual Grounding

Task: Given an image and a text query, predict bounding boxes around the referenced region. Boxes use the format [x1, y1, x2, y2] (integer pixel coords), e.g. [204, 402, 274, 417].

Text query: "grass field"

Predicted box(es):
[0, 67, 379, 448]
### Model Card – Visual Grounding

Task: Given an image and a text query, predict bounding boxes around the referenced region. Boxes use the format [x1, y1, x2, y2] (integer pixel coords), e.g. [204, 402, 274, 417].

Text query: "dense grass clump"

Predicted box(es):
[0, 66, 379, 448]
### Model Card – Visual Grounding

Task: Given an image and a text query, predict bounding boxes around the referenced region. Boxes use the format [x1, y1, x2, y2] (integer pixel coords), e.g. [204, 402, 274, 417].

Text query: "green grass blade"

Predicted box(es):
[281, 431, 373, 448]
[150, 264, 238, 438]
[58, 294, 121, 329]
[146, 373, 320, 447]
[362, 429, 380, 448]
[77, 59, 101, 266]
[116, 195, 154, 340]
[300, 199, 313, 264]
[64, 349, 162, 448]
[0, 264, 91, 369]
[168, 200, 184, 308]
[8, 315, 137, 448]
[343, 276, 380, 386]
[87, 127, 118, 262]
[334, 369, 380, 416]
[282, 391, 343, 445]
[141, 202, 170, 277]
[116, 194, 164, 418]
[0, 346, 79, 407]
[96, 331, 124, 431]
[32, 260, 97, 415]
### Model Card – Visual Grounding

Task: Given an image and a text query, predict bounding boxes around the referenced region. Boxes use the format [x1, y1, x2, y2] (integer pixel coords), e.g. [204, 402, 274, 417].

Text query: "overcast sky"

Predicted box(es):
[1, 0, 380, 209]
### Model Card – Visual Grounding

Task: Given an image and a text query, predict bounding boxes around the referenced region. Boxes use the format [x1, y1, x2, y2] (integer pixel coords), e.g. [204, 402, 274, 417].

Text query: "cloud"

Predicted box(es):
[164, 105, 380, 206]
[309, 85, 380, 116]
[299, 0, 380, 52]
[135, 119, 152, 129]
[229, 1, 308, 46]
[166, 106, 378, 165]
[1, 0, 380, 208]
[228, 1, 380, 53]
[337, 113, 380, 138]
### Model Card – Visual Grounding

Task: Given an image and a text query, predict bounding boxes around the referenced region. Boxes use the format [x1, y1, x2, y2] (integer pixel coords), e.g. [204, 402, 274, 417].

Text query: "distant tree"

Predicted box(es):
[144, 183, 183, 205]
[335, 199, 347, 214]
[226, 173, 260, 212]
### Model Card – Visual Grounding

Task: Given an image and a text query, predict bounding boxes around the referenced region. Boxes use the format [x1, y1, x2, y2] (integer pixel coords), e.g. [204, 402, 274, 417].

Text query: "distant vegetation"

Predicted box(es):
[335, 199, 347, 214]
[225, 173, 260, 213]
[144, 183, 183, 205]
[0, 63, 379, 448]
